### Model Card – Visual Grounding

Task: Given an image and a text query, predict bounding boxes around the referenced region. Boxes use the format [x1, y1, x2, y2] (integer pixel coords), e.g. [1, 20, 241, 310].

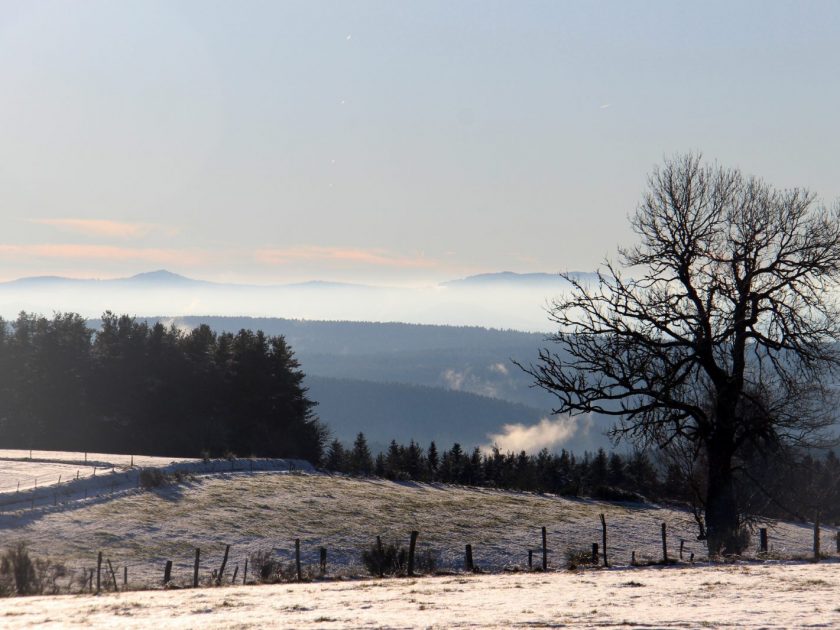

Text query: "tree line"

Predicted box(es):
[0, 312, 325, 461]
[325, 433, 840, 526]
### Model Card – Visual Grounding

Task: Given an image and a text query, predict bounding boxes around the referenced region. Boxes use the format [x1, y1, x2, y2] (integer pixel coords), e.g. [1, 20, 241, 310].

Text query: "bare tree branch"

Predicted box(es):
[524, 153, 840, 555]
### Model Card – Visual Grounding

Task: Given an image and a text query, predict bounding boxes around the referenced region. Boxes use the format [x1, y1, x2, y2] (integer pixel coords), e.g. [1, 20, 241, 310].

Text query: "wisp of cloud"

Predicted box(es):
[484, 416, 585, 454]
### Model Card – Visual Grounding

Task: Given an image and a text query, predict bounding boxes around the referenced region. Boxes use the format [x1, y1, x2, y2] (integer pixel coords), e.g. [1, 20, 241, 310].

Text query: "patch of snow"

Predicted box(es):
[0, 562, 838, 628]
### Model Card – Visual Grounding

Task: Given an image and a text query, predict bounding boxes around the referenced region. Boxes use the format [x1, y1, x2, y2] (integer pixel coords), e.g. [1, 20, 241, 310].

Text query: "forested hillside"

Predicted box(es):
[132, 316, 556, 408]
[132, 316, 546, 355]
[99, 316, 612, 453]
[0, 312, 324, 461]
[306, 376, 546, 452]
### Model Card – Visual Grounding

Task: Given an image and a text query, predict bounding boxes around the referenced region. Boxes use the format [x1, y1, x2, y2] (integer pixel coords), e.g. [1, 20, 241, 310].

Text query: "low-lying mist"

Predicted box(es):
[0, 282, 567, 332]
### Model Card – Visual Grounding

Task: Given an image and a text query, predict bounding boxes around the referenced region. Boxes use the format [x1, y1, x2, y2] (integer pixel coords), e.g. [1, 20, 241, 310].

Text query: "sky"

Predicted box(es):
[1, 0, 839, 285]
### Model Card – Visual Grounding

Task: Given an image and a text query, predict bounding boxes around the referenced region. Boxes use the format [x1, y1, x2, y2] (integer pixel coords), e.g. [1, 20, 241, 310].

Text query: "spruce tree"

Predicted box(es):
[426, 441, 439, 480]
[325, 439, 347, 472]
[349, 432, 374, 475]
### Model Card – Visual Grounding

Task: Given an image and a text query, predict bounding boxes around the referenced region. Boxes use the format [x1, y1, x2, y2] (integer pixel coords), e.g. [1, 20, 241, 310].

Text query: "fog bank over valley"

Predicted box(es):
[0, 270, 595, 332]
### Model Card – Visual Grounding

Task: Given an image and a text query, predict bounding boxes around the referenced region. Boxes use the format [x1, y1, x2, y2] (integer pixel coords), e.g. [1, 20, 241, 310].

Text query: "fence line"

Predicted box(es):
[9, 514, 836, 598]
[0, 458, 305, 511]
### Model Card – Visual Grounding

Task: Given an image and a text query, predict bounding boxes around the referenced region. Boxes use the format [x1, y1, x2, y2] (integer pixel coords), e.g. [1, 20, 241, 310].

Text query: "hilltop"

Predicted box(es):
[0, 451, 829, 589]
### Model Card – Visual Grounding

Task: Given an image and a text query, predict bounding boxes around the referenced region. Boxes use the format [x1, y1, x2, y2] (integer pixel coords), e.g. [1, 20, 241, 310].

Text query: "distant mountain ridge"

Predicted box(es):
[442, 271, 600, 287]
[123, 270, 210, 285]
[0, 269, 590, 331]
[2, 269, 598, 289]
[2, 269, 208, 286]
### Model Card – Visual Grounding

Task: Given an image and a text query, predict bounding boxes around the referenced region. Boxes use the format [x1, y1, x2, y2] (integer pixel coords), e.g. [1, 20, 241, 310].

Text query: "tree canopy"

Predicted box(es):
[0, 312, 325, 462]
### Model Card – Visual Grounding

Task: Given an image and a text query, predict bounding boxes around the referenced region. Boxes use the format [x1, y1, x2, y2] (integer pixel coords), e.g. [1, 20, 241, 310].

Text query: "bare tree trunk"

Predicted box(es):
[705, 444, 742, 556]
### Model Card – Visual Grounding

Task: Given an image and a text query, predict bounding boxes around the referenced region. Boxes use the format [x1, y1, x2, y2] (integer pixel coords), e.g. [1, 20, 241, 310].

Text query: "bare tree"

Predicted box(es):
[527, 154, 840, 555]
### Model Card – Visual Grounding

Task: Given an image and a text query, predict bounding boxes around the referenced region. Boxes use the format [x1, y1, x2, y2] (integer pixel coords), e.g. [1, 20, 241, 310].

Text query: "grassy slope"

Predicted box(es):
[0, 471, 829, 588]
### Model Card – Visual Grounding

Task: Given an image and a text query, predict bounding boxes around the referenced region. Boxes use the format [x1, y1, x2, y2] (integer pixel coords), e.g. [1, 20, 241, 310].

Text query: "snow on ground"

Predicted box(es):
[0, 450, 197, 470]
[0, 451, 310, 510]
[0, 471, 835, 589]
[0, 561, 838, 628]
[0, 450, 196, 495]
[0, 459, 100, 494]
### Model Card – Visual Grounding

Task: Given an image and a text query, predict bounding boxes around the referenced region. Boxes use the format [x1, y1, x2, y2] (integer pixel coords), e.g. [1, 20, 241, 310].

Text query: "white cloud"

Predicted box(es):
[442, 368, 468, 391]
[488, 362, 509, 375]
[29, 218, 178, 239]
[484, 416, 587, 454]
[441, 367, 499, 398]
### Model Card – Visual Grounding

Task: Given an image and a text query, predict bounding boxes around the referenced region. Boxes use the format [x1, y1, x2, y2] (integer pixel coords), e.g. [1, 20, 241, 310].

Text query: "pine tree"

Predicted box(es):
[607, 452, 626, 487]
[374, 452, 386, 477]
[385, 440, 403, 479]
[626, 450, 659, 497]
[468, 447, 484, 486]
[349, 432, 374, 476]
[426, 441, 439, 480]
[589, 448, 609, 488]
[324, 439, 347, 472]
[404, 440, 424, 480]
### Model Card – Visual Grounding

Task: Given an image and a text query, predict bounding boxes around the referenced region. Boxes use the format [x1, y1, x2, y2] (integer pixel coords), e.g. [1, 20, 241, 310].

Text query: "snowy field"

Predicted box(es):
[0, 453, 838, 627]
[0, 450, 197, 494]
[0, 450, 197, 469]
[0, 453, 311, 519]
[0, 468, 835, 589]
[0, 561, 838, 628]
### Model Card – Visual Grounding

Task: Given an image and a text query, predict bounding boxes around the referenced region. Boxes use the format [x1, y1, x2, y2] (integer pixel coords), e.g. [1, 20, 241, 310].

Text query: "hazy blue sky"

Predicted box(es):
[1, 0, 838, 284]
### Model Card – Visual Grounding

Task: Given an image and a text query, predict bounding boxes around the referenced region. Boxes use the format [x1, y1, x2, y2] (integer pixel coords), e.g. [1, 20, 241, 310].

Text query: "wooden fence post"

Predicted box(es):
[96, 552, 102, 594]
[661, 523, 668, 563]
[407, 530, 419, 576]
[591, 543, 599, 565]
[243, 558, 248, 584]
[123, 566, 127, 586]
[295, 539, 302, 581]
[376, 536, 384, 578]
[319, 547, 327, 577]
[631, 550, 636, 566]
[232, 565, 239, 584]
[163, 560, 172, 585]
[528, 549, 533, 570]
[599, 513, 608, 567]
[194, 548, 201, 587]
[107, 559, 119, 592]
[216, 544, 230, 585]
[541, 526, 547, 571]
[679, 539, 685, 560]
[814, 512, 821, 561]
[759, 528, 768, 553]
[465, 544, 474, 572]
